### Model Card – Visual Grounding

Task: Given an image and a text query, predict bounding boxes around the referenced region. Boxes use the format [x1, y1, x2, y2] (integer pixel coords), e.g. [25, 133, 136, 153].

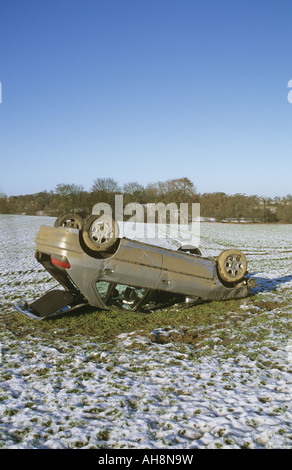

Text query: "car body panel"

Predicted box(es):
[14, 224, 254, 319]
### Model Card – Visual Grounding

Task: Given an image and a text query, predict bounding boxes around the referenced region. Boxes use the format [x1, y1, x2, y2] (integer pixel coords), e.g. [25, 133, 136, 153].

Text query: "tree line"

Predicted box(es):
[0, 177, 292, 223]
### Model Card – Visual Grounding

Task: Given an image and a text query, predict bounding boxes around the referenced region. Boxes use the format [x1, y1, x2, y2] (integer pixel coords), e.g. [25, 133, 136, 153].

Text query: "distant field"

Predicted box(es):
[0, 214, 291, 449]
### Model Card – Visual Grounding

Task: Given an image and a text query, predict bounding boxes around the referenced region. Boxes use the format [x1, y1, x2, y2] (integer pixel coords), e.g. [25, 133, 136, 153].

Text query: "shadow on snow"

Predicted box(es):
[248, 274, 292, 294]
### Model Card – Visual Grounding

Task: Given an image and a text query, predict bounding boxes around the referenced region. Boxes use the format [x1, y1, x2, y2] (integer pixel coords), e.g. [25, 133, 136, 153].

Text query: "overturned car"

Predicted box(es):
[14, 213, 255, 320]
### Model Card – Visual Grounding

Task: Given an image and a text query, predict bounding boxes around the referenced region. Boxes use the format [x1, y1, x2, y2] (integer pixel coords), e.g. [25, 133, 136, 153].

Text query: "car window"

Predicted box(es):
[142, 291, 184, 311]
[96, 280, 111, 300]
[96, 281, 146, 310]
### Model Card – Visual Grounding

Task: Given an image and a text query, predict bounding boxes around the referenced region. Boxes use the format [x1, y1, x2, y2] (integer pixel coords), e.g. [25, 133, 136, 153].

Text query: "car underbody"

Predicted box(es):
[14, 213, 256, 320]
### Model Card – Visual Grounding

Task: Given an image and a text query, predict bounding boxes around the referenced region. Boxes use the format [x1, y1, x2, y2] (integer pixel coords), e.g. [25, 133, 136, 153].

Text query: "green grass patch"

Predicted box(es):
[2, 298, 245, 342]
[2, 295, 290, 352]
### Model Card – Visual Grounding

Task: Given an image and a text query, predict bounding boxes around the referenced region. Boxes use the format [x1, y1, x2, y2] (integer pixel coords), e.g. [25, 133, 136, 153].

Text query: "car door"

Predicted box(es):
[157, 250, 215, 297]
[96, 238, 163, 290]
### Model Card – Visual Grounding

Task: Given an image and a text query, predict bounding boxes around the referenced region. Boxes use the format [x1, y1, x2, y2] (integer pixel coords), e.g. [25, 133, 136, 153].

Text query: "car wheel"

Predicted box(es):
[217, 249, 247, 284]
[54, 212, 84, 229]
[81, 214, 119, 252]
[178, 245, 202, 255]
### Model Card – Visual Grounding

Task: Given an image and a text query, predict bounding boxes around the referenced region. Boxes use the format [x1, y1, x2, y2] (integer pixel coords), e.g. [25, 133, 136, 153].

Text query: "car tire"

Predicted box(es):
[217, 249, 247, 284]
[81, 214, 119, 252]
[178, 245, 202, 255]
[54, 212, 84, 229]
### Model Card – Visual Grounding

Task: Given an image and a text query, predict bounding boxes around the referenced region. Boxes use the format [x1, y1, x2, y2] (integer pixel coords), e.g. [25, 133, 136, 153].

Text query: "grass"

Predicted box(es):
[1, 297, 247, 341]
[1, 294, 290, 363]
[2, 294, 290, 340]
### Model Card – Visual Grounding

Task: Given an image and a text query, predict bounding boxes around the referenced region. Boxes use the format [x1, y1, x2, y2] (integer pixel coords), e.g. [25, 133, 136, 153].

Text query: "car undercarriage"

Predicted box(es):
[14, 213, 256, 320]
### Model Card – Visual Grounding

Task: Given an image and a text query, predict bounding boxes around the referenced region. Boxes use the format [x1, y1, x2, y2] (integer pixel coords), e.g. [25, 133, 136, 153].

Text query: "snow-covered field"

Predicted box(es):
[0, 214, 291, 449]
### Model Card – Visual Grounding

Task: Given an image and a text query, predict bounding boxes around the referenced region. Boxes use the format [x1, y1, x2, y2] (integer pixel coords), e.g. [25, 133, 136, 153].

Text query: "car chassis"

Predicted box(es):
[14, 213, 255, 320]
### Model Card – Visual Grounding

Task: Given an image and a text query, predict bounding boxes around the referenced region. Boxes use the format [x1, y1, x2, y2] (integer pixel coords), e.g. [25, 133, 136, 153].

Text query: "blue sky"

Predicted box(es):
[0, 0, 292, 198]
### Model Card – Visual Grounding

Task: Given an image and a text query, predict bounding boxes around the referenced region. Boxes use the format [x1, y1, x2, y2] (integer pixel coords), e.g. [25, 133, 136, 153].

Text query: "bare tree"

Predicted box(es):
[123, 182, 145, 204]
[91, 178, 120, 193]
[55, 183, 84, 212]
[91, 178, 121, 206]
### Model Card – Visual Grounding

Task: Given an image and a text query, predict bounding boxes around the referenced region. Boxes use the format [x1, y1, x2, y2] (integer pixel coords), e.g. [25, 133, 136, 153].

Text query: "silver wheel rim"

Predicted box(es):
[65, 219, 79, 228]
[89, 218, 115, 246]
[224, 255, 244, 277]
